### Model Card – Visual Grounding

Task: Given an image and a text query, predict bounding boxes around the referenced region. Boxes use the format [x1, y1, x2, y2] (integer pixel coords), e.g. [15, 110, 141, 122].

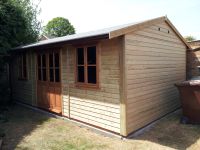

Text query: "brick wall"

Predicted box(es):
[187, 50, 200, 79]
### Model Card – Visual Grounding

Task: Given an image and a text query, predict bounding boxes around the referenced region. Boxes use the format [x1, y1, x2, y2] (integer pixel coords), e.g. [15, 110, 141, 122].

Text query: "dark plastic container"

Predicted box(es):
[175, 80, 200, 124]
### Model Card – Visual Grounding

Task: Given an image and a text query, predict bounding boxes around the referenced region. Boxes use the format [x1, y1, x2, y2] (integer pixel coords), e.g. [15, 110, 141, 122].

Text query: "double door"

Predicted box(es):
[37, 50, 62, 114]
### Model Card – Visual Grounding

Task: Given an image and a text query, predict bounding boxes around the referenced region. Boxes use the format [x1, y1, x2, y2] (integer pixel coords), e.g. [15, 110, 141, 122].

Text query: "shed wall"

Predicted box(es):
[10, 51, 36, 105]
[61, 38, 121, 133]
[125, 22, 187, 135]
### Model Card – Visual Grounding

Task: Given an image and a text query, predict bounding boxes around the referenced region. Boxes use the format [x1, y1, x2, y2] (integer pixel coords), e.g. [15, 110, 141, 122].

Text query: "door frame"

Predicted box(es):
[35, 48, 62, 115]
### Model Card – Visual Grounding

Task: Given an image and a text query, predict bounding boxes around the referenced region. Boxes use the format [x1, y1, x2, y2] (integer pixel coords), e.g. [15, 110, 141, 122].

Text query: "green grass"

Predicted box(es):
[1, 105, 200, 150]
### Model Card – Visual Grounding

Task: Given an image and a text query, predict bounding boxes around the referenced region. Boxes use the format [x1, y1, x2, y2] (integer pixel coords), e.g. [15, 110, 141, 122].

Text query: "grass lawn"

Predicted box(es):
[1, 105, 200, 150]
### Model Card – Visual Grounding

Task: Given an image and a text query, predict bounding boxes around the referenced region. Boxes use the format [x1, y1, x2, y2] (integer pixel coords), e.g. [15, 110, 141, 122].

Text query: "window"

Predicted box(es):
[37, 53, 47, 81]
[49, 52, 60, 82]
[18, 53, 27, 80]
[37, 51, 60, 83]
[76, 45, 98, 87]
[197, 66, 200, 74]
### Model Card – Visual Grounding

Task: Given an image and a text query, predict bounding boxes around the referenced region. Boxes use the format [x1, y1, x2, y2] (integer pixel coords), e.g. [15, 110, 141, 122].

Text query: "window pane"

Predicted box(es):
[38, 69, 41, 80]
[78, 66, 84, 82]
[55, 53, 59, 67]
[37, 55, 41, 67]
[22, 54, 27, 78]
[88, 66, 96, 84]
[87, 46, 96, 64]
[19, 56, 22, 77]
[55, 69, 60, 82]
[23, 54, 26, 67]
[42, 54, 46, 67]
[49, 69, 54, 82]
[77, 48, 84, 65]
[42, 69, 46, 81]
[23, 67, 27, 78]
[49, 53, 53, 67]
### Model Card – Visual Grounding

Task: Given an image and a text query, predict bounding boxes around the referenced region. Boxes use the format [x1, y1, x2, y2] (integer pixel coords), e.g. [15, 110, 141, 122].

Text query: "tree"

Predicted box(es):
[0, 0, 41, 53]
[43, 17, 75, 37]
[185, 36, 196, 42]
[0, 0, 41, 106]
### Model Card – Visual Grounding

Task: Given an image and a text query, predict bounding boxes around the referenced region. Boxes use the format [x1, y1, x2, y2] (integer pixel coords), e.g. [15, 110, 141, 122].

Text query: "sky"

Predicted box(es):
[36, 0, 200, 39]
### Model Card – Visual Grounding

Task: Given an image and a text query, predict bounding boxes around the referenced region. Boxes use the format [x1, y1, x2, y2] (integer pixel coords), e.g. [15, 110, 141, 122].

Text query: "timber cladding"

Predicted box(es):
[11, 51, 36, 105]
[61, 38, 121, 133]
[124, 22, 187, 135]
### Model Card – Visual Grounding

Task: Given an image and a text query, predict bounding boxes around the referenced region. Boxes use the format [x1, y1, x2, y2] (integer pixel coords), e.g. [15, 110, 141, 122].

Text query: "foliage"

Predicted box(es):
[185, 35, 196, 42]
[43, 17, 75, 37]
[0, 0, 41, 105]
[0, 0, 41, 53]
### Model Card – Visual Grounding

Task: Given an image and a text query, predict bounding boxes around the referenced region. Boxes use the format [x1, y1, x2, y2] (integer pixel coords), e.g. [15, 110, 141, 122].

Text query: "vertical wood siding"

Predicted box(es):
[11, 51, 36, 105]
[125, 22, 187, 134]
[61, 38, 121, 133]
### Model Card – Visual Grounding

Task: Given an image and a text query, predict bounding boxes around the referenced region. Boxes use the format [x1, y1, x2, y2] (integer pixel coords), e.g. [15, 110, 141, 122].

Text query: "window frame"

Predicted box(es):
[36, 49, 61, 84]
[37, 53, 47, 82]
[18, 52, 28, 80]
[75, 44, 99, 89]
[48, 49, 61, 83]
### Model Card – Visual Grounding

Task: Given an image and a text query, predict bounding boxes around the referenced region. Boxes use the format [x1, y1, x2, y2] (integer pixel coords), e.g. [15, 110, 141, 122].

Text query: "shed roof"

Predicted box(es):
[193, 47, 200, 51]
[188, 40, 200, 50]
[11, 16, 191, 51]
[188, 40, 200, 43]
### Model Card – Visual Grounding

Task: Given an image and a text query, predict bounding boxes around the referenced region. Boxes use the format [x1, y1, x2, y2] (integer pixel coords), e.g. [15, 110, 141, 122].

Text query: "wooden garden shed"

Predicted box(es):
[10, 16, 190, 136]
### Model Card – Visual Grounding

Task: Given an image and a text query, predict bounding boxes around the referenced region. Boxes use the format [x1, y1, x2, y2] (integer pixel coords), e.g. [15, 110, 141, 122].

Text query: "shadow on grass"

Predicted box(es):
[4, 104, 200, 150]
[0, 104, 51, 150]
[0, 104, 107, 150]
[133, 110, 200, 150]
